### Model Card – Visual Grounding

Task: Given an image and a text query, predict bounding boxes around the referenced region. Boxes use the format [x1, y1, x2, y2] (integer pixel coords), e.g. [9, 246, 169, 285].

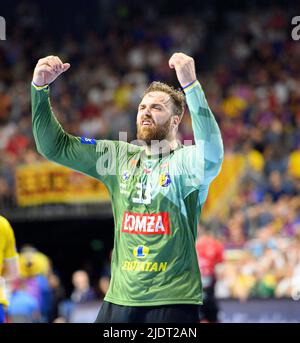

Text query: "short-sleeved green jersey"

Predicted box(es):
[31, 80, 223, 306]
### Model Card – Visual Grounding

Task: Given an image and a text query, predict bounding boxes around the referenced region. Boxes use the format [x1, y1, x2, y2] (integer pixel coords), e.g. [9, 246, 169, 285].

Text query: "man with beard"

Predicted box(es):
[31, 53, 223, 323]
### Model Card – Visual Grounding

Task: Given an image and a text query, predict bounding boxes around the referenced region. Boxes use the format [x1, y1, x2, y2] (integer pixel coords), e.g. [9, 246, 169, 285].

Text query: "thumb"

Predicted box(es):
[62, 63, 71, 72]
[168, 60, 174, 69]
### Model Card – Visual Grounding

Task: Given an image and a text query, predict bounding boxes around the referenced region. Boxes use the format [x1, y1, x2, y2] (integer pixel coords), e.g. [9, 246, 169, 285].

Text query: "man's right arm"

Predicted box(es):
[32, 84, 100, 180]
[31, 56, 118, 185]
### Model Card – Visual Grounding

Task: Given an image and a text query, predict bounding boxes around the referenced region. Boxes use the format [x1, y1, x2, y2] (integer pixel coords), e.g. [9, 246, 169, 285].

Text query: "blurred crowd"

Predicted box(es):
[6, 245, 110, 323]
[211, 171, 300, 300]
[0, 1, 300, 314]
[201, 4, 300, 300]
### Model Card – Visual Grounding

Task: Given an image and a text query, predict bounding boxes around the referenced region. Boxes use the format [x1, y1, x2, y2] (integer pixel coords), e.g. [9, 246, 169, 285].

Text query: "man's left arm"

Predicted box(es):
[184, 79, 224, 186]
[169, 53, 224, 199]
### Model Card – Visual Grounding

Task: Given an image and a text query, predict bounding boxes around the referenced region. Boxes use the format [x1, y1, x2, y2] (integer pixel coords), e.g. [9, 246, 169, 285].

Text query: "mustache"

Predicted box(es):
[138, 116, 155, 125]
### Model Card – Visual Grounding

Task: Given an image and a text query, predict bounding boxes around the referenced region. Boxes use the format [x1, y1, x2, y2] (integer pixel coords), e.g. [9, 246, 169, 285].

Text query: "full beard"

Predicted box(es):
[136, 117, 171, 146]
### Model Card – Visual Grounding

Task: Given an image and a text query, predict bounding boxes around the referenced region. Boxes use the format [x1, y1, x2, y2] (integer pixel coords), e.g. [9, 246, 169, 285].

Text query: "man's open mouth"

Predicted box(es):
[141, 120, 154, 126]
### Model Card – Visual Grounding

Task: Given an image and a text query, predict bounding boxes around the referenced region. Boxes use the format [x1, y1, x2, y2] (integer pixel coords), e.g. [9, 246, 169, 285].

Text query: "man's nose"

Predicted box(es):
[141, 107, 151, 116]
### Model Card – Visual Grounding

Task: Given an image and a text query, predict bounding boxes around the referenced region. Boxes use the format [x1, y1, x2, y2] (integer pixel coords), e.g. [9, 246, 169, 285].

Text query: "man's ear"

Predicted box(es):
[172, 115, 180, 128]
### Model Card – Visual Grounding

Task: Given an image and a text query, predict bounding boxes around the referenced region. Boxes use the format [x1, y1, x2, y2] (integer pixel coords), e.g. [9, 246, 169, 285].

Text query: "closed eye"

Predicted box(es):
[138, 104, 163, 111]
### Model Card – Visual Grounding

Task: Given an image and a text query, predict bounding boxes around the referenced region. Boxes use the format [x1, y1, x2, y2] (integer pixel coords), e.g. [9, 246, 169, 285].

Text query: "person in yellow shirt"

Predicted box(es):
[0, 216, 19, 323]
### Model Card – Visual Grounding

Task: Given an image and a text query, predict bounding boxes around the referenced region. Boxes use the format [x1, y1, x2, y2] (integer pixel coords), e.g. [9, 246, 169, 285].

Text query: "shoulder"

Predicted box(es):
[0, 216, 13, 235]
[171, 144, 203, 165]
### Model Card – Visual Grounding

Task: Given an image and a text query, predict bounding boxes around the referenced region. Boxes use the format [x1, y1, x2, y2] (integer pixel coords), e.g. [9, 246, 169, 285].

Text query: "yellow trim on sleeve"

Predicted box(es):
[183, 80, 200, 93]
[31, 82, 49, 90]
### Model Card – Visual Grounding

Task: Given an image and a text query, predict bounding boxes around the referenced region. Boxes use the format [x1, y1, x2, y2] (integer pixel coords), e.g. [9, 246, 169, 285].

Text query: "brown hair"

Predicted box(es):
[143, 81, 186, 118]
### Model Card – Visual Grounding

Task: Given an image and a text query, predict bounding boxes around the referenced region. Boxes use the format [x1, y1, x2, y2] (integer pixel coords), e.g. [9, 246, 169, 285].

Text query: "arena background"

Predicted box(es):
[0, 0, 300, 322]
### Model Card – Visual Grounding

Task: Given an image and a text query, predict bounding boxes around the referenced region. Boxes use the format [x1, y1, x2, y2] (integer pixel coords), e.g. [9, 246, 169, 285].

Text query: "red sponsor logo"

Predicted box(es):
[122, 212, 170, 235]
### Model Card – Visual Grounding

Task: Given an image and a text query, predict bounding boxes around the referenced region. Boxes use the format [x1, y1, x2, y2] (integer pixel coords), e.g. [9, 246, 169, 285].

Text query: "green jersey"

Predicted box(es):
[31, 80, 223, 306]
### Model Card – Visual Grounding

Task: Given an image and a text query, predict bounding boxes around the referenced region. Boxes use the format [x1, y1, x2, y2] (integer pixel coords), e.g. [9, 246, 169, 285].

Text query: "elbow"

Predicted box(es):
[36, 146, 50, 159]
[219, 136, 224, 160]
[35, 143, 55, 160]
[217, 141, 224, 164]
[33, 130, 56, 160]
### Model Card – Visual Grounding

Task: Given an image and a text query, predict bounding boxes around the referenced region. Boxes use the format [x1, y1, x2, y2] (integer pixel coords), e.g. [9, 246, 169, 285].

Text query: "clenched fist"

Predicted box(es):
[32, 56, 70, 87]
[168, 53, 196, 88]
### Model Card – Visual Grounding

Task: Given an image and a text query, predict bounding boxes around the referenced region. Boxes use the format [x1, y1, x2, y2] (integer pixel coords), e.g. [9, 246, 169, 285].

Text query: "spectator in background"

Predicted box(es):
[7, 278, 40, 323]
[58, 270, 96, 322]
[264, 170, 294, 202]
[196, 226, 224, 322]
[70, 270, 96, 304]
[97, 276, 110, 302]
[0, 216, 19, 323]
[18, 245, 53, 322]
[47, 272, 66, 322]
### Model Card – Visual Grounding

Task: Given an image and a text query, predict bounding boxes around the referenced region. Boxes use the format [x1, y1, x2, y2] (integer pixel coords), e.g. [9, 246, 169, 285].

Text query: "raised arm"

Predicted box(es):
[169, 53, 224, 196]
[31, 55, 116, 184]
